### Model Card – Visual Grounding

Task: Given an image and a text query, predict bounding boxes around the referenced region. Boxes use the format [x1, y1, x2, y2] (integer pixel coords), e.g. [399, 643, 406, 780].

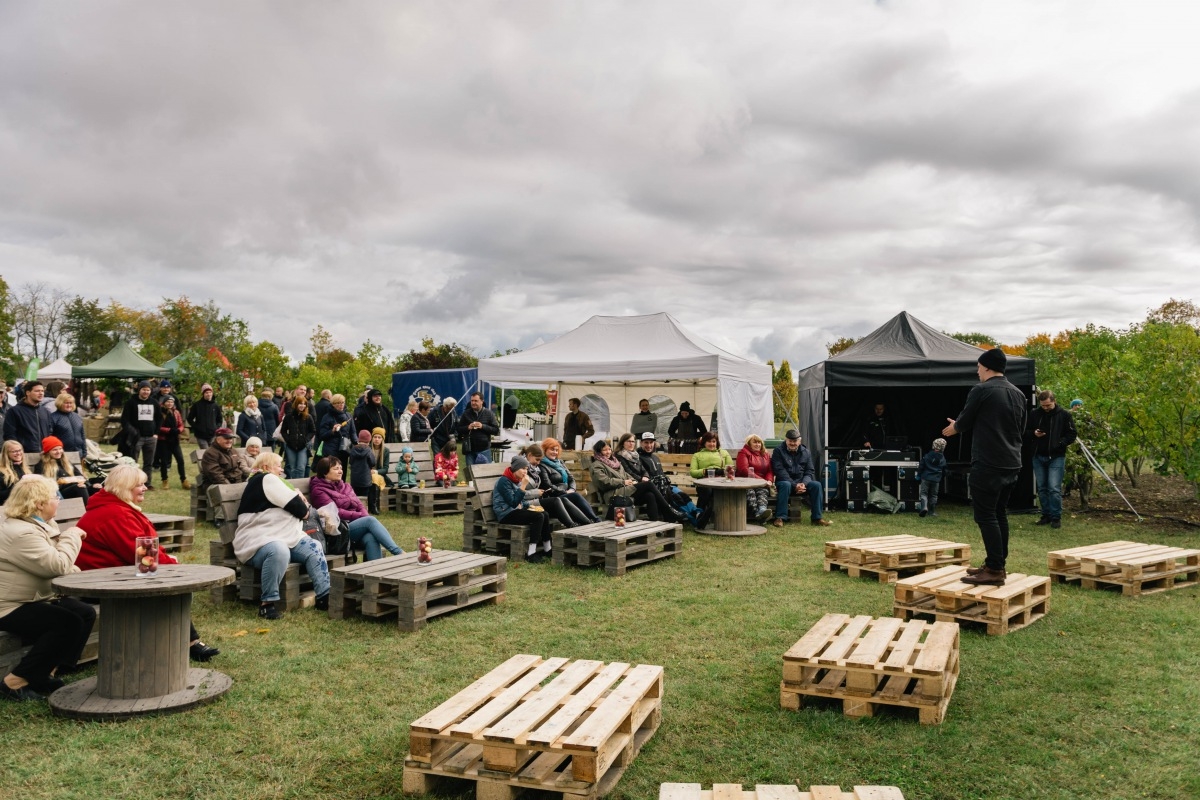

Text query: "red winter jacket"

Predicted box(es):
[75, 489, 179, 571]
[735, 446, 774, 483]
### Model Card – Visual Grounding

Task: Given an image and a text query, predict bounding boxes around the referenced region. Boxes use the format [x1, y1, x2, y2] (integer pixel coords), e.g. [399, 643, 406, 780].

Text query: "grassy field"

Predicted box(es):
[2, 472, 1198, 800]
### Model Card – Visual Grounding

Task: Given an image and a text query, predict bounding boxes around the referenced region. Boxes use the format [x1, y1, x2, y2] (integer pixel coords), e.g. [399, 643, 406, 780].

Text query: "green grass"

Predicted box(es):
[2, 476, 1198, 800]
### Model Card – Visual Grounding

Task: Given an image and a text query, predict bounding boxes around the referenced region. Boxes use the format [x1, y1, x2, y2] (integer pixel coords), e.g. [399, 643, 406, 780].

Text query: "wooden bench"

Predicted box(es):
[403, 654, 664, 800]
[0, 605, 100, 678]
[781, 613, 959, 725]
[54, 497, 88, 528]
[661, 785, 905, 800]
[329, 550, 506, 631]
[552, 519, 683, 576]
[144, 514, 196, 553]
[893, 566, 1050, 635]
[463, 463, 546, 563]
[389, 442, 471, 516]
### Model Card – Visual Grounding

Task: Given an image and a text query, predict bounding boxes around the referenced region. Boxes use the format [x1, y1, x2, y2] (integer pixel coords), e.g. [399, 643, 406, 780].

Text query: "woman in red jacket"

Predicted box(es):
[75, 464, 219, 662]
[735, 434, 774, 522]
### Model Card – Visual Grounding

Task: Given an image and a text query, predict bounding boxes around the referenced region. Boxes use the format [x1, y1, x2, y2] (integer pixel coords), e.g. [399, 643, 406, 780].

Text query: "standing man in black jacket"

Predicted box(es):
[1026, 390, 1077, 529]
[122, 381, 163, 485]
[354, 388, 396, 443]
[186, 383, 223, 448]
[455, 392, 499, 474]
[943, 348, 1028, 586]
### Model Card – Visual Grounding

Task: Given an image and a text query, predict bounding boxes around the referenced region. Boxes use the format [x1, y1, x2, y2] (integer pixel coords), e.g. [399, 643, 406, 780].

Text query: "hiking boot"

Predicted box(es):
[965, 565, 986, 576]
[772, 518, 785, 528]
[962, 567, 1006, 586]
[811, 518, 832, 527]
[258, 603, 283, 620]
[1035, 516, 1051, 525]
[181, 479, 192, 489]
[161, 480, 169, 490]
[1050, 519, 1061, 529]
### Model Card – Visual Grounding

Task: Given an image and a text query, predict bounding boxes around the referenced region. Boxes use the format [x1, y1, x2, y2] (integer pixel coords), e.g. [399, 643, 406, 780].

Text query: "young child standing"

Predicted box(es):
[394, 447, 420, 489]
[348, 430, 378, 512]
[918, 438, 947, 517]
[434, 439, 459, 487]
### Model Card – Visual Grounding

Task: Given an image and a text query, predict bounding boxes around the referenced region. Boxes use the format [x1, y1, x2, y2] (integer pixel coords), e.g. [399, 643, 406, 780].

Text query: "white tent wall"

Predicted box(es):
[558, 381, 719, 445]
[719, 377, 774, 449]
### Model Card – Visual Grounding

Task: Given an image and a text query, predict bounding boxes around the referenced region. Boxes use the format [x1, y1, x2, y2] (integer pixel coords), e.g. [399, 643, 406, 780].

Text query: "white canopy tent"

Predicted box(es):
[37, 357, 73, 380]
[477, 313, 774, 449]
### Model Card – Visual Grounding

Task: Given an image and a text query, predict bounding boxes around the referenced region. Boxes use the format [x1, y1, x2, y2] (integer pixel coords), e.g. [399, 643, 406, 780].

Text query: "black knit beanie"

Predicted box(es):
[977, 347, 1006, 373]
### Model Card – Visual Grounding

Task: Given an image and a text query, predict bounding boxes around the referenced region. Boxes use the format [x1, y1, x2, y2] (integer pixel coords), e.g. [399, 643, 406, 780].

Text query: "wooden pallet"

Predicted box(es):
[661, 784, 905, 800]
[892, 566, 1050, 635]
[398, 485, 471, 516]
[781, 614, 959, 725]
[145, 513, 195, 553]
[208, 539, 344, 609]
[189, 482, 211, 524]
[404, 654, 663, 800]
[329, 550, 506, 631]
[1047, 540, 1200, 597]
[553, 520, 683, 576]
[823, 535, 971, 584]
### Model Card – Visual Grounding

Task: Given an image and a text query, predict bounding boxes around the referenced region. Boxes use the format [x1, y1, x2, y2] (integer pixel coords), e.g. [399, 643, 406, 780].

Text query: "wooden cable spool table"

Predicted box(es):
[693, 476, 769, 536]
[49, 564, 235, 720]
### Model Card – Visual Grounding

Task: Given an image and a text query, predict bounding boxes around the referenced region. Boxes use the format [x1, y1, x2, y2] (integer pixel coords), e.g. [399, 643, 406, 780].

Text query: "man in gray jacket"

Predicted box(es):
[943, 348, 1028, 586]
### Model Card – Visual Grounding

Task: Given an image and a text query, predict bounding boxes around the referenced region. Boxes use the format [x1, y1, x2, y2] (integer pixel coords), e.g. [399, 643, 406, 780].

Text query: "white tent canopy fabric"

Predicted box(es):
[477, 313, 774, 448]
[37, 357, 73, 380]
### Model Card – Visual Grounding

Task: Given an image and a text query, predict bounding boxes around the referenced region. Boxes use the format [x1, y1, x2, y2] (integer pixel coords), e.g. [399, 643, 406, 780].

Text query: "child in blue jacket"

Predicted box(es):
[918, 438, 947, 517]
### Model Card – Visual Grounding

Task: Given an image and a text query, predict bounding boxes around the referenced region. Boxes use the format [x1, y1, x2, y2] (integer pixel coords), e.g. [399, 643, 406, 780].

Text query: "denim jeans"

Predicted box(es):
[969, 465, 1020, 571]
[470, 451, 491, 465]
[774, 479, 823, 521]
[346, 516, 403, 561]
[1032, 454, 1065, 520]
[919, 479, 940, 513]
[284, 446, 310, 479]
[245, 537, 330, 603]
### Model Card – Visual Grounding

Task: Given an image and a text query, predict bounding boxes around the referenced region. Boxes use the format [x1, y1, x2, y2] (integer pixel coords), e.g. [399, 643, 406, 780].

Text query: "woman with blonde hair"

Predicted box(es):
[0, 440, 29, 506]
[236, 395, 267, 447]
[0, 476, 95, 701]
[50, 393, 87, 463]
[76, 465, 219, 661]
[234, 452, 328, 620]
[735, 434, 774, 522]
[398, 400, 418, 442]
[39, 436, 91, 502]
[318, 393, 356, 470]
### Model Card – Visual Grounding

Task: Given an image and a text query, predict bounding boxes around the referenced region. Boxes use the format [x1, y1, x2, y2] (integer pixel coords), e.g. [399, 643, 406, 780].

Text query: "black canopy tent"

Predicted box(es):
[796, 312, 1037, 508]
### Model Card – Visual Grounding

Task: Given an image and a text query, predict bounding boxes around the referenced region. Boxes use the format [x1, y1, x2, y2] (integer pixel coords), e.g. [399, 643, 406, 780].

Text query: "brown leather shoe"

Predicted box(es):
[772, 518, 785, 528]
[811, 518, 832, 527]
[962, 567, 1006, 586]
[965, 565, 985, 576]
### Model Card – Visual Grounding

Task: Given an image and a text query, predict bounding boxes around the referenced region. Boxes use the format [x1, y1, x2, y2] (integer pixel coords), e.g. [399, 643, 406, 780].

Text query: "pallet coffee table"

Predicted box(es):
[397, 485, 471, 517]
[781, 613, 959, 725]
[49, 565, 235, 720]
[893, 566, 1050, 635]
[1047, 540, 1200, 596]
[329, 550, 506, 631]
[553, 520, 683, 576]
[661, 784, 905, 800]
[404, 654, 664, 800]
[824, 535, 971, 583]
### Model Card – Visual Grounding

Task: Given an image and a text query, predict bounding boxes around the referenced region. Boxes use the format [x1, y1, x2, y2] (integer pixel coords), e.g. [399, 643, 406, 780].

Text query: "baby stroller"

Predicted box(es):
[85, 439, 136, 486]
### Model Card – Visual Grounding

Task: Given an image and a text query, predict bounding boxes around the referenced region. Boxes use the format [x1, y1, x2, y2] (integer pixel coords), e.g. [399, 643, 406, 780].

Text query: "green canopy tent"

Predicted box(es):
[73, 340, 173, 379]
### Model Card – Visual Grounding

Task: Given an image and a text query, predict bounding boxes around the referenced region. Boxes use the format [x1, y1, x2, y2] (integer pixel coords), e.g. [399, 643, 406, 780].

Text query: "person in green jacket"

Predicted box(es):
[688, 432, 733, 530]
[394, 447, 420, 489]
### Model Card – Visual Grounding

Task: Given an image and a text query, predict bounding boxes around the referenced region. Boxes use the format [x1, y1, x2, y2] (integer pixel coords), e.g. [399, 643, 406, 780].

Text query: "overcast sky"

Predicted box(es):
[3, 1, 1199, 373]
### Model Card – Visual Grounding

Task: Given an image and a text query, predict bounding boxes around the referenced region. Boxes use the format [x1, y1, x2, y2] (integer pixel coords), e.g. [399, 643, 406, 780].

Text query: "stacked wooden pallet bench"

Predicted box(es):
[552, 520, 683, 576]
[463, 464, 562, 563]
[893, 566, 1050, 635]
[661, 785, 905, 800]
[329, 550, 506, 631]
[781, 613, 959, 725]
[403, 653, 664, 800]
[823, 535, 971, 583]
[205, 478, 344, 609]
[145, 514, 195, 553]
[1047, 540, 1200, 596]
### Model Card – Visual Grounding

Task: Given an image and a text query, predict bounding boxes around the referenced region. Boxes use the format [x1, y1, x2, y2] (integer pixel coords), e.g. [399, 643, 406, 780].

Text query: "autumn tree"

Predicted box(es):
[827, 337, 857, 356]
[772, 359, 798, 424]
[395, 338, 477, 371]
[0, 276, 18, 376]
[63, 297, 118, 364]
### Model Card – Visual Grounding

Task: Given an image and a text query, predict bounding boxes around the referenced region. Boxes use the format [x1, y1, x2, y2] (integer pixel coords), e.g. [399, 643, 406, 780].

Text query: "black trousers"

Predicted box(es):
[969, 465, 1020, 571]
[631, 481, 673, 521]
[501, 509, 552, 546]
[157, 438, 187, 480]
[0, 598, 97, 682]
